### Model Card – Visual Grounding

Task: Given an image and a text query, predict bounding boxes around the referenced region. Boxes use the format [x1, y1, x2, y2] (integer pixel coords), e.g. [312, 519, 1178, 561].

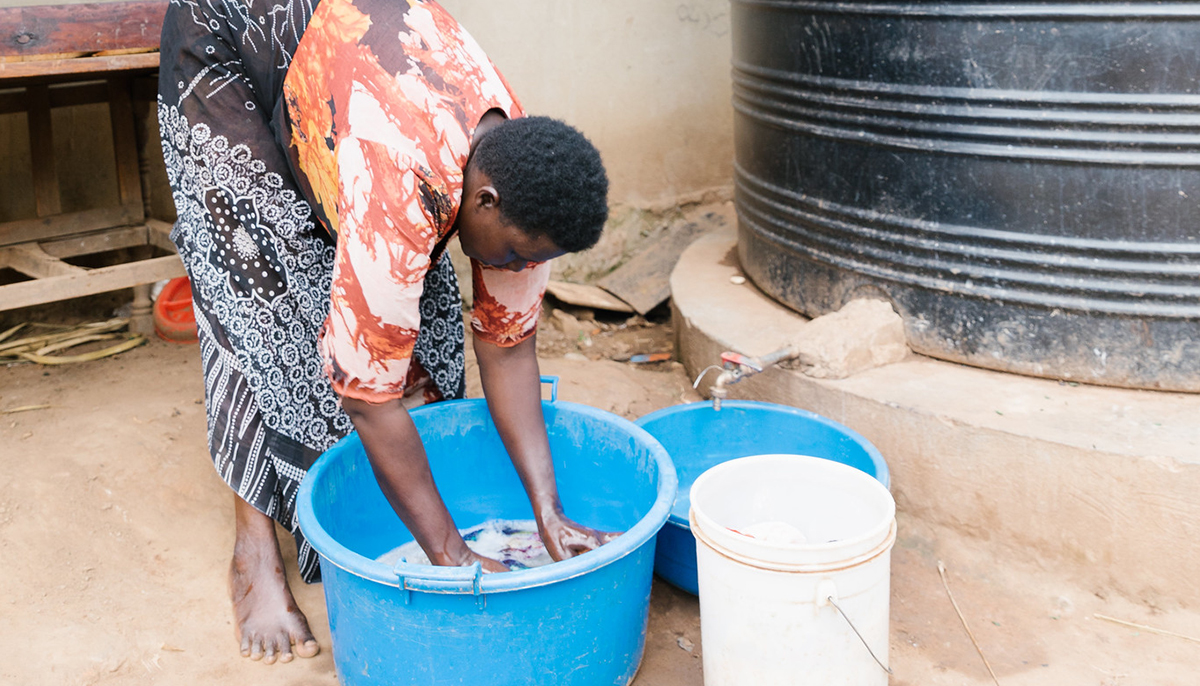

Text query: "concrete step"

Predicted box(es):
[672, 227, 1200, 608]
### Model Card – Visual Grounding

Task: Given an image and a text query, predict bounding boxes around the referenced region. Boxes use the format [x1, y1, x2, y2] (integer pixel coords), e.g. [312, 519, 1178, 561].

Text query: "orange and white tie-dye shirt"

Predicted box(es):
[282, 0, 550, 404]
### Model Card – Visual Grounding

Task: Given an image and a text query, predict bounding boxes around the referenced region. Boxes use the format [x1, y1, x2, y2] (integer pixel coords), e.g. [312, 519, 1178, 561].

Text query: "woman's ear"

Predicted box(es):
[477, 185, 500, 210]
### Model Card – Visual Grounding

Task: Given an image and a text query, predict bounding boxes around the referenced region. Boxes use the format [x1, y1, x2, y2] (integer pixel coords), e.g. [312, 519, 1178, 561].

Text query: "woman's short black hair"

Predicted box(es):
[471, 116, 608, 253]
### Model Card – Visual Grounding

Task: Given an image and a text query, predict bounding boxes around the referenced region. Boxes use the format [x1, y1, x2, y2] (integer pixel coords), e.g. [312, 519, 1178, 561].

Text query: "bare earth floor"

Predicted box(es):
[2, 315, 1198, 685]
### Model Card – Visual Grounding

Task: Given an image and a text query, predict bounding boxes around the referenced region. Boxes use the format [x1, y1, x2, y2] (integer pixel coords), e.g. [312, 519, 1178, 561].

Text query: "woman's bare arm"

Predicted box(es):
[342, 396, 507, 572]
[473, 333, 615, 560]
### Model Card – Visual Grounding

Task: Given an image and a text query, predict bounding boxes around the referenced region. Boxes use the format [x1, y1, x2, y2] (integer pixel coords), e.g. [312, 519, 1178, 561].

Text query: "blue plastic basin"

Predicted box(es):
[297, 388, 677, 685]
[635, 400, 888, 595]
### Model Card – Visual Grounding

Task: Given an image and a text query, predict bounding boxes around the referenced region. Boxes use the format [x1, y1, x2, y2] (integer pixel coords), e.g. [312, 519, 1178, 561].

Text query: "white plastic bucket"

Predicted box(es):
[689, 454, 897, 685]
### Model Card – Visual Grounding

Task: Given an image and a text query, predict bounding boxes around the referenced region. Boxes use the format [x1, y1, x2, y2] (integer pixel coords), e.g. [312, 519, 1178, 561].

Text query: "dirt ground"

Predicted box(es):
[2, 303, 1199, 685]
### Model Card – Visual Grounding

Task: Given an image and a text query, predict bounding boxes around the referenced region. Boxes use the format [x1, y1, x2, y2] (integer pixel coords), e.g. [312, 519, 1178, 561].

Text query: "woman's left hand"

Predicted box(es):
[473, 335, 621, 562]
[537, 509, 621, 562]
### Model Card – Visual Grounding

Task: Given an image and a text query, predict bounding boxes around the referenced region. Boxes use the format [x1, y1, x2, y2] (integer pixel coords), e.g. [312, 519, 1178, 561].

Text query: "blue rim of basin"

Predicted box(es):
[296, 398, 678, 594]
[636, 400, 889, 529]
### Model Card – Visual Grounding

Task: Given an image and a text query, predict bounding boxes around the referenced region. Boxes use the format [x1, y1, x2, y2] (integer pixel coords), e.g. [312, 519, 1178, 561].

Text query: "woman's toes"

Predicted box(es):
[295, 638, 320, 659]
[277, 639, 295, 664]
[249, 636, 265, 661]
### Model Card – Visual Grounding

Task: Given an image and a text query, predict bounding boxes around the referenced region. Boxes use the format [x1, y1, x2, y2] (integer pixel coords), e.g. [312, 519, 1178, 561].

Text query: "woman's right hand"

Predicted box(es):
[469, 551, 510, 574]
[343, 397, 509, 575]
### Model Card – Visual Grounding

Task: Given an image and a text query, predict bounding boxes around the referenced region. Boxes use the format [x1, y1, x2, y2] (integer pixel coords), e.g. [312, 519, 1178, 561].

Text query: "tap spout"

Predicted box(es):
[705, 345, 799, 410]
[710, 369, 739, 411]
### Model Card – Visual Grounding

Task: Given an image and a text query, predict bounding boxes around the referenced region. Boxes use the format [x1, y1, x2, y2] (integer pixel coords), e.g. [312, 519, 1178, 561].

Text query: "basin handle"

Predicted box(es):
[540, 375, 559, 403]
[394, 560, 484, 596]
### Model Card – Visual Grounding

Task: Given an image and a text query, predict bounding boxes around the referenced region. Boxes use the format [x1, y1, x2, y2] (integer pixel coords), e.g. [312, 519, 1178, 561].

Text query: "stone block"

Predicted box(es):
[792, 298, 909, 379]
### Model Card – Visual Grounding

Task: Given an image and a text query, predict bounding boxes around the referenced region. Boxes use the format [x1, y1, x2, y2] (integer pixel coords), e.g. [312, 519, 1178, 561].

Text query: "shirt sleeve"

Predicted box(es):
[470, 258, 551, 347]
[319, 136, 437, 403]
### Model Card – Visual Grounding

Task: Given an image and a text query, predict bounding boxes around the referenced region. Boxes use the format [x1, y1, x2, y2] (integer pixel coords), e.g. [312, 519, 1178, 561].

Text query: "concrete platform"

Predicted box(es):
[672, 227, 1200, 608]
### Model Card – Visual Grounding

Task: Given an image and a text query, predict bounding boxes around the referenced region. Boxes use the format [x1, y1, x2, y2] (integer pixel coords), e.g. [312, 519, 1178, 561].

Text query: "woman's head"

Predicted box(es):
[461, 116, 608, 264]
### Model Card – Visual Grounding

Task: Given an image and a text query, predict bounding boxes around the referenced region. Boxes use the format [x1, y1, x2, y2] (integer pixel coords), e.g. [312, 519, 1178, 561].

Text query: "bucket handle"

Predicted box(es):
[393, 560, 484, 596]
[823, 592, 893, 675]
[540, 375, 558, 403]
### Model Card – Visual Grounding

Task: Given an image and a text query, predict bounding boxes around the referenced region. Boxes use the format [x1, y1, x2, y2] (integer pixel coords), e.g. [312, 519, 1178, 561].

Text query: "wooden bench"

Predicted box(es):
[0, 1, 182, 333]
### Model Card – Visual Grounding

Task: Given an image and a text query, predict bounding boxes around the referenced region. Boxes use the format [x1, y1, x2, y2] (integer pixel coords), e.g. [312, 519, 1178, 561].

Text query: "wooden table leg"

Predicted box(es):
[129, 78, 157, 337]
[129, 282, 154, 335]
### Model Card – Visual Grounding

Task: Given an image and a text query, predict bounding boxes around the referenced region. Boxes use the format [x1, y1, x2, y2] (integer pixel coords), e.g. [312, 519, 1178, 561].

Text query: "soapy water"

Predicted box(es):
[377, 519, 554, 571]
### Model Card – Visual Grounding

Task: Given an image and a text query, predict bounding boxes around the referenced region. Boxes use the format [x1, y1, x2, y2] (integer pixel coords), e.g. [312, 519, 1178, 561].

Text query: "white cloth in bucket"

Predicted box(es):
[376, 519, 554, 570]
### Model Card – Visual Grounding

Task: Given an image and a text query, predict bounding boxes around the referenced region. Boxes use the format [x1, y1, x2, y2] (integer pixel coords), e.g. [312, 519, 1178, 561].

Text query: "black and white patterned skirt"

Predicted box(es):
[157, 0, 465, 583]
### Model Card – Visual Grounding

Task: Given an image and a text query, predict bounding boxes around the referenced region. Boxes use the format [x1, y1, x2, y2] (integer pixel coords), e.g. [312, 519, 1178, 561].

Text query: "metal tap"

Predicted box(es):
[693, 345, 798, 410]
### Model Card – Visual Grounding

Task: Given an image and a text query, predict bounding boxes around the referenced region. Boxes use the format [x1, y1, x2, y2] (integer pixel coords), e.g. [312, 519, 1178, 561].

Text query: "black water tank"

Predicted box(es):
[732, 1, 1200, 392]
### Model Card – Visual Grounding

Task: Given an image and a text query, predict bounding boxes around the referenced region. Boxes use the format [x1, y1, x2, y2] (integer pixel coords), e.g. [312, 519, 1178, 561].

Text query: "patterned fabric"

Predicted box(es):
[156, 0, 470, 581]
[282, 0, 551, 404]
[159, 0, 347, 452]
[195, 302, 325, 582]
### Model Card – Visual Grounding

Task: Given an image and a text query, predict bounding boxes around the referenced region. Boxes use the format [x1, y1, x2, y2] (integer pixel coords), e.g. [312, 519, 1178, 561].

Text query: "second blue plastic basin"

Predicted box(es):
[635, 400, 889, 595]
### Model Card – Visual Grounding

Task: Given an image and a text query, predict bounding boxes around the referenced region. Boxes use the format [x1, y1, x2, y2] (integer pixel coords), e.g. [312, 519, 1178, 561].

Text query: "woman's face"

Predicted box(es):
[456, 168, 565, 271]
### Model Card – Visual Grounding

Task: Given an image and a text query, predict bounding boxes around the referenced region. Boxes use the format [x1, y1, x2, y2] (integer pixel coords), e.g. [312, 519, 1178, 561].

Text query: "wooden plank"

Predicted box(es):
[597, 222, 712, 315]
[0, 82, 110, 115]
[0, 243, 86, 278]
[0, 51, 88, 63]
[50, 81, 112, 108]
[145, 219, 176, 253]
[37, 221, 179, 259]
[107, 77, 144, 214]
[26, 84, 61, 217]
[38, 225, 152, 259]
[0, 2, 167, 58]
[0, 204, 143, 248]
[546, 280, 635, 313]
[0, 254, 185, 311]
[0, 53, 159, 83]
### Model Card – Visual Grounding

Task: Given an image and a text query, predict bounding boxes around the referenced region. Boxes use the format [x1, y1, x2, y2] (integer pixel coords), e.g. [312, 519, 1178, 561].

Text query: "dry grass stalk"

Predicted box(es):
[0, 319, 130, 357]
[0, 319, 144, 366]
[938, 560, 1002, 686]
[0, 323, 27, 344]
[1094, 614, 1200, 645]
[0, 404, 52, 415]
[35, 333, 124, 356]
[19, 336, 146, 365]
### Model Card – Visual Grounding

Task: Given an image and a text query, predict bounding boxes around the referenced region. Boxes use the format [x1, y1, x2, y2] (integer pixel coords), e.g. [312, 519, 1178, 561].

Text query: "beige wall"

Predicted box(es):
[3, 0, 734, 214]
[439, 0, 735, 208]
[2, 1, 735, 285]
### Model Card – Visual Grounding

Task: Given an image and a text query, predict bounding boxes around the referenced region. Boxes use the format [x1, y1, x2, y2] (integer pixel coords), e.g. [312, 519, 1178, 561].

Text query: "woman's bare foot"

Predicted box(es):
[229, 496, 320, 664]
